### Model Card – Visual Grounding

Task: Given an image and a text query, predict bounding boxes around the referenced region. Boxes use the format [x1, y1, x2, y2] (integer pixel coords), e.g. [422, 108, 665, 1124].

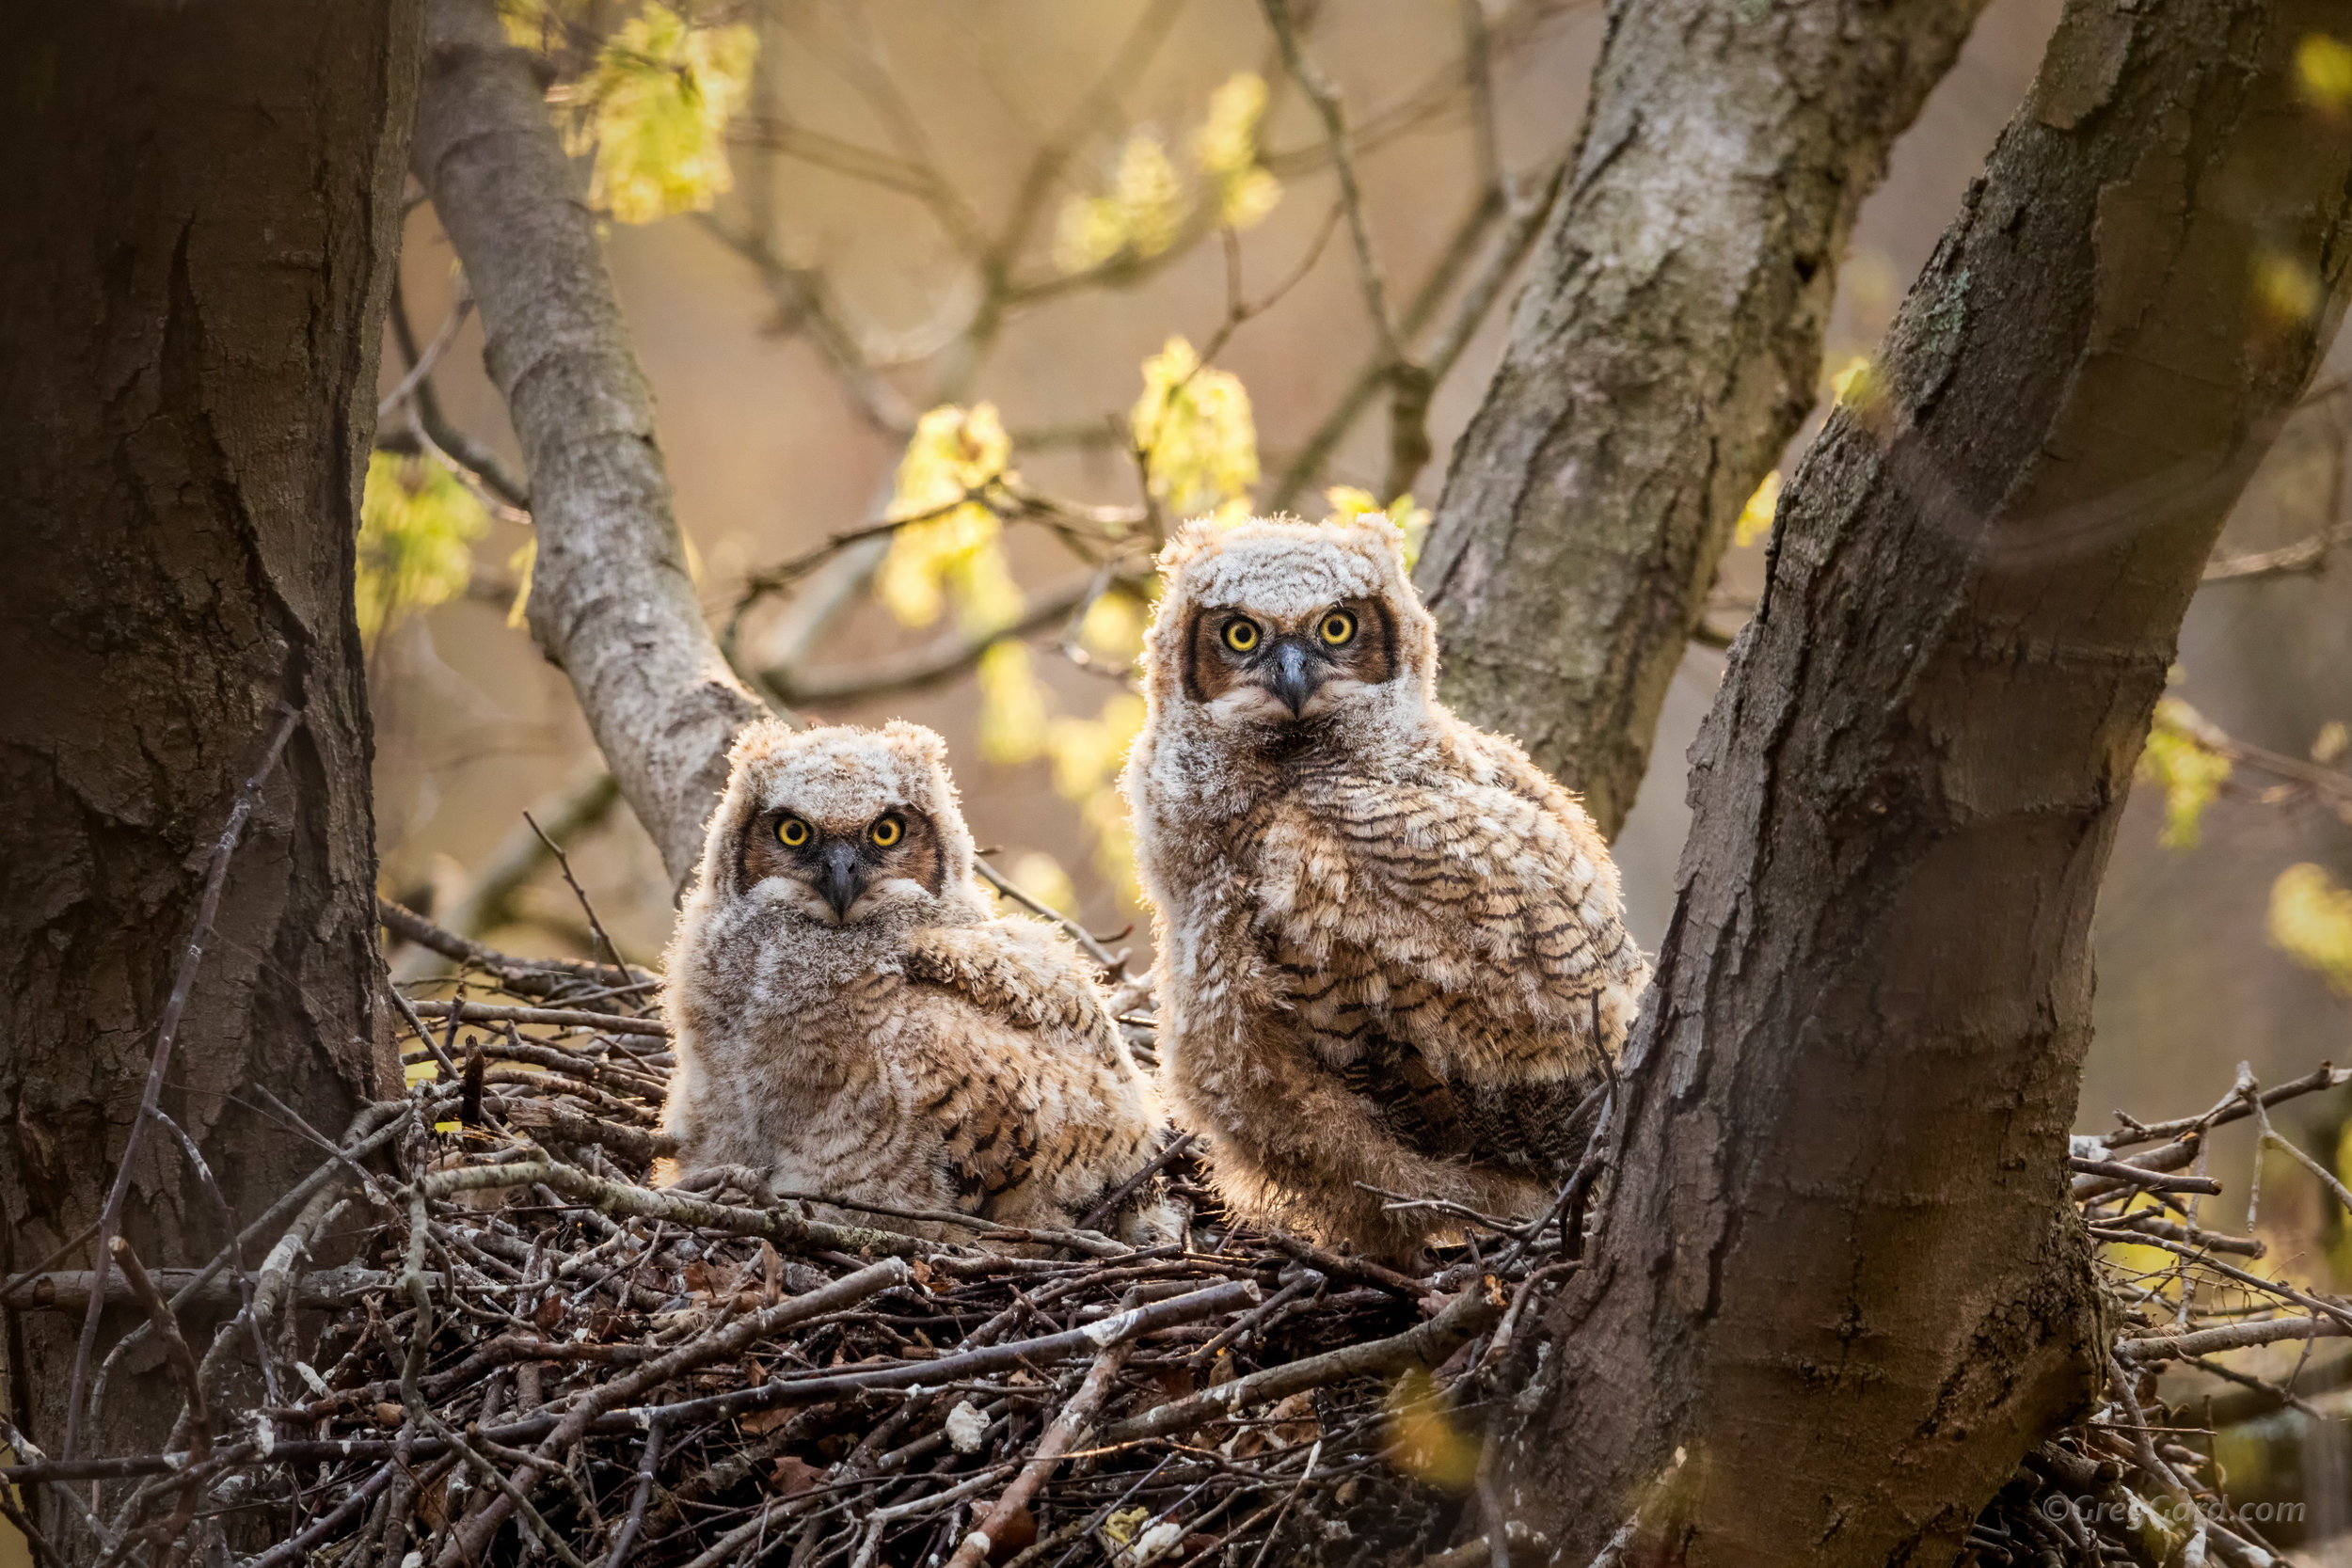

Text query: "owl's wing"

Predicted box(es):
[900, 918, 1128, 1065]
[1337, 1032, 1607, 1176]
[1250, 762, 1646, 1072]
[901, 919, 1157, 1222]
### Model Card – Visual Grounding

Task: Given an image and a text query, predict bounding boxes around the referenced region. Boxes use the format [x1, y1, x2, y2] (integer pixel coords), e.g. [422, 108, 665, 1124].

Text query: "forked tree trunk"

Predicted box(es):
[1492, 0, 2352, 1560]
[0, 0, 416, 1472]
[1418, 0, 1992, 838]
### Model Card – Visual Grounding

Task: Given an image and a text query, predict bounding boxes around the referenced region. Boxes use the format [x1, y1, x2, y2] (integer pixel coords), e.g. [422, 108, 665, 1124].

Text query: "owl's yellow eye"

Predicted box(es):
[1222, 618, 1261, 653]
[777, 816, 811, 848]
[870, 816, 903, 847]
[1318, 610, 1358, 647]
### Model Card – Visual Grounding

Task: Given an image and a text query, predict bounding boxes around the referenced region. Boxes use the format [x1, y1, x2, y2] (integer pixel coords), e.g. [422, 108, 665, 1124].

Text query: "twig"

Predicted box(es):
[64, 703, 299, 1461]
[1099, 1282, 1501, 1445]
[2202, 519, 2352, 580]
[2064, 1157, 2222, 1196]
[943, 1340, 1136, 1568]
[1261, 0, 1401, 361]
[378, 895, 658, 994]
[394, 771, 621, 977]
[972, 856, 1126, 976]
[406, 999, 671, 1038]
[2115, 1317, 2349, 1362]
[109, 1236, 212, 1552]
[606, 1418, 664, 1568]
[762, 579, 1094, 706]
[1077, 1132, 1197, 1232]
[524, 808, 629, 986]
[379, 280, 474, 420]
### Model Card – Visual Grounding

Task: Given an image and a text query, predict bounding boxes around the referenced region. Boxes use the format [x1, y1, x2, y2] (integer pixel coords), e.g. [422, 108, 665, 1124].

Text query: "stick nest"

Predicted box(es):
[8, 932, 2346, 1568]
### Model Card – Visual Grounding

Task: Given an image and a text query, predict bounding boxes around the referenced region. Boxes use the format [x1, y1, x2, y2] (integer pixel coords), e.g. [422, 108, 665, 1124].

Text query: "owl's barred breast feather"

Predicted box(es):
[1123, 514, 1651, 1259]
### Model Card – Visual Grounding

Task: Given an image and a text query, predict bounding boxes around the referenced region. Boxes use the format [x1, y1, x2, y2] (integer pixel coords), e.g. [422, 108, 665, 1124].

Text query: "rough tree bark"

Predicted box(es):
[409, 0, 771, 886]
[1494, 0, 2352, 1560]
[1416, 0, 1990, 838]
[0, 0, 417, 1465]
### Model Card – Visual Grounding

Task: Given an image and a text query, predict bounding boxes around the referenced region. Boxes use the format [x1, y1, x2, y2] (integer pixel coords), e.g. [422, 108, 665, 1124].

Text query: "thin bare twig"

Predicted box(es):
[64, 703, 299, 1462]
[1261, 0, 1402, 362]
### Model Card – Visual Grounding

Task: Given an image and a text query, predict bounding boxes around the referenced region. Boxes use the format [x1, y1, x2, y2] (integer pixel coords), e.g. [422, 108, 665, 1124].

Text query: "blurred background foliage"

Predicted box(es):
[366, 8, 2352, 1513]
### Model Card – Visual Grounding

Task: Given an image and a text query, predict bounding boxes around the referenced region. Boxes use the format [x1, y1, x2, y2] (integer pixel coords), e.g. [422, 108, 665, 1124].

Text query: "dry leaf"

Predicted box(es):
[767, 1455, 825, 1497]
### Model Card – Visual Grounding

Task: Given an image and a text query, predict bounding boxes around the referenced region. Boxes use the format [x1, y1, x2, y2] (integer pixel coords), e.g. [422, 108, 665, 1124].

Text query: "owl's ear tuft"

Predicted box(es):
[880, 721, 950, 771]
[1154, 516, 1232, 579]
[727, 716, 799, 768]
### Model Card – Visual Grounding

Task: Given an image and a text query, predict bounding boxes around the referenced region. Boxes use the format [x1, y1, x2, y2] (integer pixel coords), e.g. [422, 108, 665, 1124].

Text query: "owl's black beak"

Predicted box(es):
[817, 840, 867, 921]
[1268, 638, 1323, 718]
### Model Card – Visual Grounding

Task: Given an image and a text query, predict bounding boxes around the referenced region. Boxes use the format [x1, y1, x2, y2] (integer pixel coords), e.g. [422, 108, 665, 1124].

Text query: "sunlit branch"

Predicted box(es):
[1265, 153, 1566, 513]
[2202, 520, 2352, 582]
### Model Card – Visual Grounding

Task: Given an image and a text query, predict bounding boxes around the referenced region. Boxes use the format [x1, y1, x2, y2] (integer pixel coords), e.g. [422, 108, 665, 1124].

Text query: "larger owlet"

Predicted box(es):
[663, 720, 1174, 1243]
[1121, 515, 1651, 1259]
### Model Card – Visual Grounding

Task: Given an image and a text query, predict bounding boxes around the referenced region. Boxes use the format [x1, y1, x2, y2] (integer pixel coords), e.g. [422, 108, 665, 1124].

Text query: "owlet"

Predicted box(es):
[663, 720, 1174, 1243]
[1121, 515, 1650, 1259]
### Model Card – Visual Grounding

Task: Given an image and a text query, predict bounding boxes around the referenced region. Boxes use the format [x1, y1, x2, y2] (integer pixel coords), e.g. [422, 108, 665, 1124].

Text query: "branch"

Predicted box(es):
[410, 0, 770, 888]
[1264, 176, 1521, 513]
[1416, 0, 1994, 838]
[1261, 0, 1402, 363]
[2202, 519, 2352, 580]
[758, 579, 1093, 706]
[1097, 1281, 1501, 1446]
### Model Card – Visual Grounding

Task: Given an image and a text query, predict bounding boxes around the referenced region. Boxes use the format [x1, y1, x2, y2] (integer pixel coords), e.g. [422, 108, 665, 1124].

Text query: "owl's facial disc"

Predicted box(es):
[740, 806, 943, 924]
[1183, 599, 1394, 725]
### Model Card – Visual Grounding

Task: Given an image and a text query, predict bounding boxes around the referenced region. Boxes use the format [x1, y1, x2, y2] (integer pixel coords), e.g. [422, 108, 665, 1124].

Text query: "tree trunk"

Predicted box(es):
[1494, 0, 2352, 1560]
[0, 0, 416, 1475]
[409, 0, 771, 887]
[1416, 0, 1990, 838]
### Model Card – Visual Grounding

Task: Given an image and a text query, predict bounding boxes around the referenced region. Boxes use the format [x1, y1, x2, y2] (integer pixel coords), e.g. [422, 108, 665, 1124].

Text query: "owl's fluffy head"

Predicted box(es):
[689, 719, 987, 929]
[1141, 514, 1438, 733]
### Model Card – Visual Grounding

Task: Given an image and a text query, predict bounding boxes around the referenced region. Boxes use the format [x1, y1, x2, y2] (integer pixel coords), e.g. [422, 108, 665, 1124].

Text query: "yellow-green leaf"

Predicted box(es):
[564, 4, 756, 225]
[1193, 73, 1280, 230]
[1735, 469, 1782, 548]
[2135, 696, 2231, 850]
[1054, 131, 1184, 273]
[2269, 863, 2352, 993]
[877, 404, 1023, 632]
[358, 451, 490, 647]
[1133, 338, 1257, 519]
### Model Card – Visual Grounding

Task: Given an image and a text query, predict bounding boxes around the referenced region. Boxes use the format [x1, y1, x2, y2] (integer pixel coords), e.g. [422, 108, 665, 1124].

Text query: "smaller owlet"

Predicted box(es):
[662, 720, 1174, 1244]
[1121, 515, 1651, 1259]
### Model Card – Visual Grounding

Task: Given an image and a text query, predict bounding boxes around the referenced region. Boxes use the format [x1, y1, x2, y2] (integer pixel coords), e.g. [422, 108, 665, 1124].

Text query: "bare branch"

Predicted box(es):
[761, 580, 1093, 707]
[1261, 0, 1402, 363]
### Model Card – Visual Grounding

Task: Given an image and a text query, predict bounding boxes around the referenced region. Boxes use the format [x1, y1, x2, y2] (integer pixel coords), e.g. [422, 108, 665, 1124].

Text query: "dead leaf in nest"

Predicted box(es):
[739, 1405, 795, 1435]
[1267, 1391, 1320, 1447]
[416, 1471, 452, 1530]
[987, 1503, 1037, 1560]
[1205, 1349, 1236, 1386]
[1481, 1273, 1506, 1307]
[1147, 1366, 1196, 1405]
[586, 1307, 621, 1341]
[766, 1455, 825, 1497]
[532, 1291, 566, 1331]
[760, 1240, 782, 1306]
[373, 1401, 405, 1428]
[909, 1258, 936, 1291]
